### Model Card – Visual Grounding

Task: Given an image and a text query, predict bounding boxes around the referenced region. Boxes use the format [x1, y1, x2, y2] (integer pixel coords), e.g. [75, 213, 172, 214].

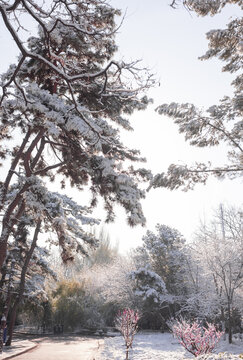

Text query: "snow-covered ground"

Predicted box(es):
[98, 332, 243, 360]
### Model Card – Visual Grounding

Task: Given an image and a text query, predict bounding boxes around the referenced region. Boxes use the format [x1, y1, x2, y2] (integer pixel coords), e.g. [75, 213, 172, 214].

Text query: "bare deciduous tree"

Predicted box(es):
[193, 205, 243, 343]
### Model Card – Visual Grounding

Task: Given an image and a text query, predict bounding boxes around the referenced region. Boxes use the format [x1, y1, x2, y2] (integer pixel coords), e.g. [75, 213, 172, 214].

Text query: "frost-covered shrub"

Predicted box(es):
[115, 308, 140, 359]
[52, 280, 104, 331]
[52, 280, 86, 330]
[172, 319, 224, 357]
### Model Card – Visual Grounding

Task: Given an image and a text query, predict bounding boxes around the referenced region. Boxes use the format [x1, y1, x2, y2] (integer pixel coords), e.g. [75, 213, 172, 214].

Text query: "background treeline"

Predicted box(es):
[2, 205, 242, 345]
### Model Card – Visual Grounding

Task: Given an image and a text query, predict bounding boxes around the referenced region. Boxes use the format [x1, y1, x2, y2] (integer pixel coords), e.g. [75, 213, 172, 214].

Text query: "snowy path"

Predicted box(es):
[97, 332, 242, 360]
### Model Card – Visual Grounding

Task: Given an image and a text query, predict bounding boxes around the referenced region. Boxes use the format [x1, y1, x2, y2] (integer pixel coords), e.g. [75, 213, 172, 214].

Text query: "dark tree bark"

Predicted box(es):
[0, 261, 15, 353]
[228, 302, 232, 344]
[0, 130, 46, 271]
[5, 220, 41, 346]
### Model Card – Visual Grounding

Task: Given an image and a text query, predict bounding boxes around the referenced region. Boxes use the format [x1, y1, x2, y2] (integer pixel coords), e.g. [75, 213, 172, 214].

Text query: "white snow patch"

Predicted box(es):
[98, 332, 243, 360]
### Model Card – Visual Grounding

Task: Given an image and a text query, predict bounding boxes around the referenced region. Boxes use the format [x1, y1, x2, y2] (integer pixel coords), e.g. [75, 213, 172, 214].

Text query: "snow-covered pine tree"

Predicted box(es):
[131, 225, 188, 327]
[130, 266, 168, 311]
[149, 0, 243, 191]
[0, 0, 153, 270]
[140, 224, 187, 296]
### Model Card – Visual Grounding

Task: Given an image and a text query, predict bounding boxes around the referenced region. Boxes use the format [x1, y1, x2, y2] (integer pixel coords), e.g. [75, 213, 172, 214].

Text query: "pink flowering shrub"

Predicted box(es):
[172, 319, 224, 357]
[115, 309, 140, 359]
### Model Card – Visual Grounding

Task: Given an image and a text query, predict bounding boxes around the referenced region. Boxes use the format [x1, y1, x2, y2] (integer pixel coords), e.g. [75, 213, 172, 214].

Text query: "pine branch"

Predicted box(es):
[34, 161, 66, 175]
[6, 0, 21, 11]
[0, 56, 25, 104]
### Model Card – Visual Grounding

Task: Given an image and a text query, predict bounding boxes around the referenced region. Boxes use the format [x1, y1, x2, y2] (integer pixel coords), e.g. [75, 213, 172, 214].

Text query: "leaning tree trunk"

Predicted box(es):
[5, 220, 41, 346]
[0, 130, 45, 271]
[0, 188, 27, 271]
[0, 129, 32, 213]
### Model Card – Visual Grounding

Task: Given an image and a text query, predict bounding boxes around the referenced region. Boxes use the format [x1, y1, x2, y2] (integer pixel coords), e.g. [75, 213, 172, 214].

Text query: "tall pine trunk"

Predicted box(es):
[0, 130, 44, 271]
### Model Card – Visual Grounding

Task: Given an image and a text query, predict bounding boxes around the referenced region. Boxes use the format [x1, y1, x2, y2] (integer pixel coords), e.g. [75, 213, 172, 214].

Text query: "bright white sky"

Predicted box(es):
[98, 0, 243, 251]
[0, 1, 242, 253]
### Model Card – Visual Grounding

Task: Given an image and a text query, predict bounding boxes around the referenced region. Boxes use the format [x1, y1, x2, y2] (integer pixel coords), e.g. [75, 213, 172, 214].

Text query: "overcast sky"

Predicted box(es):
[0, 1, 242, 252]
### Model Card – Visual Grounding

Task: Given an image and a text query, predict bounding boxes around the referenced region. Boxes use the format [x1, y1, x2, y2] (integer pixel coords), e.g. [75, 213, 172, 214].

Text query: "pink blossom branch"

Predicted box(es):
[172, 319, 224, 357]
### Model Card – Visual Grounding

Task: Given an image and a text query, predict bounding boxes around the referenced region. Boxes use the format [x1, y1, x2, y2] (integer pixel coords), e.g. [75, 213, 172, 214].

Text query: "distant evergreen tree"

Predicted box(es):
[132, 224, 188, 328]
[140, 224, 187, 296]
